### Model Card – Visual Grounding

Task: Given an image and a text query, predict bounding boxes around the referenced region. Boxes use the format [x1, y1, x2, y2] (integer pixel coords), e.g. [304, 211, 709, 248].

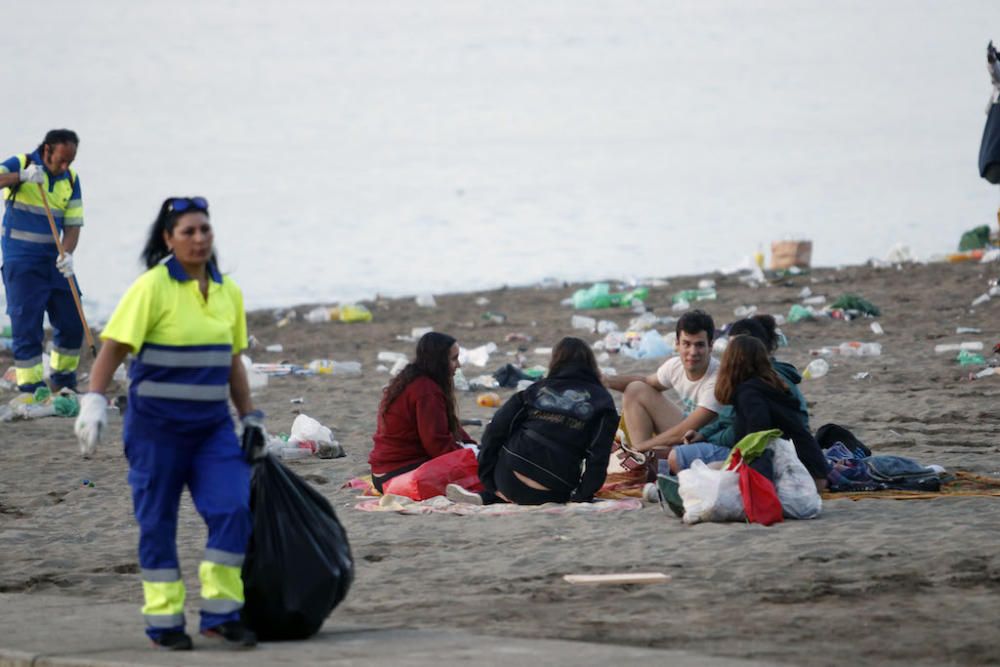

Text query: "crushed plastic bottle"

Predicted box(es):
[934, 342, 984, 353]
[307, 359, 363, 376]
[870, 322, 884, 335]
[838, 342, 881, 357]
[571, 315, 597, 332]
[803, 358, 829, 379]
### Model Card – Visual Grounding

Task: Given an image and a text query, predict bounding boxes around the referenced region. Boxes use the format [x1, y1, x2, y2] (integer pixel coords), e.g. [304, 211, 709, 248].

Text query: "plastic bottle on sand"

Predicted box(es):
[803, 358, 829, 379]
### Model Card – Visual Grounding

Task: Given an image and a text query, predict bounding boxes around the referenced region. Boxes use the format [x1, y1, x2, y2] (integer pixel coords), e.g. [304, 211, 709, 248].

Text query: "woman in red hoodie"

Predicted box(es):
[368, 331, 475, 493]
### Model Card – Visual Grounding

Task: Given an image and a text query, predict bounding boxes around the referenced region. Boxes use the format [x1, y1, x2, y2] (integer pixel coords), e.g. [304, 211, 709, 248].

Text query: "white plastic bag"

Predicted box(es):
[288, 414, 343, 459]
[678, 460, 744, 524]
[769, 437, 822, 519]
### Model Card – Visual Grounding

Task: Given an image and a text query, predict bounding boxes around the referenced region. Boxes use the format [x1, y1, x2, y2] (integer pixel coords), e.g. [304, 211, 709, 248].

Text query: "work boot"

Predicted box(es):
[151, 630, 193, 651]
[201, 620, 257, 648]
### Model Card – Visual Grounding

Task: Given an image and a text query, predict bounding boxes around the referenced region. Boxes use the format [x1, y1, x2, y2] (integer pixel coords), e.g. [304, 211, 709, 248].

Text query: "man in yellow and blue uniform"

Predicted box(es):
[97, 252, 254, 647]
[0, 129, 84, 392]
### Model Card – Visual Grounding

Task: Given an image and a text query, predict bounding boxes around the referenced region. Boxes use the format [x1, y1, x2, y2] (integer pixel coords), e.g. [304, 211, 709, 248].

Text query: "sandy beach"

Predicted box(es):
[1, 259, 999, 666]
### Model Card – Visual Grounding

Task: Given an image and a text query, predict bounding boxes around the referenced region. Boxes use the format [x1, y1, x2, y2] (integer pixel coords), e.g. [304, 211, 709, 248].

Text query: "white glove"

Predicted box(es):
[74, 393, 108, 458]
[55, 252, 74, 278]
[19, 163, 45, 184]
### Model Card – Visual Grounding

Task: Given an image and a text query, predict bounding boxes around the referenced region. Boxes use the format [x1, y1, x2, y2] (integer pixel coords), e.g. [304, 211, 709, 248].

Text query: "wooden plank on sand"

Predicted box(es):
[563, 572, 671, 585]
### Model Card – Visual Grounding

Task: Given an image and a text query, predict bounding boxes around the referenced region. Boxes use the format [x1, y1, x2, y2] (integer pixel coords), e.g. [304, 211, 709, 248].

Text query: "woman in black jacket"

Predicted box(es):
[461, 337, 618, 505]
[715, 335, 828, 491]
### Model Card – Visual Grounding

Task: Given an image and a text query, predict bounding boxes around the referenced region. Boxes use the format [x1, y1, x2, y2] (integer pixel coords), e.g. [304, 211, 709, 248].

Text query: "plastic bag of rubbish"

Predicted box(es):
[242, 454, 353, 640]
[622, 330, 672, 359]
[769, 437, 821, 519]
[241, 355, 269, 390]
[678, 460, 744, 524]
[290, 414, 344, 459]
[461, 343, 497, 368]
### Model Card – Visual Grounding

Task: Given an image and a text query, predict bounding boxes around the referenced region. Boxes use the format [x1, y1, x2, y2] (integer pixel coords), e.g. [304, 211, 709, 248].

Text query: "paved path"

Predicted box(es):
[0, 594, 777, 667]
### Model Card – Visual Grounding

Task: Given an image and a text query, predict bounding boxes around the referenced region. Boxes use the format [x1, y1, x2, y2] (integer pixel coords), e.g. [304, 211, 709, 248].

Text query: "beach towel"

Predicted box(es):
[355, 493, 642, 516]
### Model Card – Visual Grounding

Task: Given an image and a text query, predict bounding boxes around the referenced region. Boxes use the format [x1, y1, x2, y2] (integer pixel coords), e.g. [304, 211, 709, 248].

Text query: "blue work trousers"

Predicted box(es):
[1, 258, 82, 390]
[124, 412, 252, 638]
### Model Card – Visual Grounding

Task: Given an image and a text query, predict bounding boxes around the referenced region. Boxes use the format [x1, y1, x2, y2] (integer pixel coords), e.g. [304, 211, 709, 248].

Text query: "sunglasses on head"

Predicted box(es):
[167, 197, 209, 213]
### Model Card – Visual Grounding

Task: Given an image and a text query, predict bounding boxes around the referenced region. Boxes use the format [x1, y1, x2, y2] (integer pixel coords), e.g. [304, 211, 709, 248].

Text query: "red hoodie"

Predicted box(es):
[369, 376, 474, 475]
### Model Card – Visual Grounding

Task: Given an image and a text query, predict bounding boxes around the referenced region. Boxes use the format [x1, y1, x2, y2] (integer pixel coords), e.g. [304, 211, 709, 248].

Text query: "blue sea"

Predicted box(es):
[3, 0, 998, 320]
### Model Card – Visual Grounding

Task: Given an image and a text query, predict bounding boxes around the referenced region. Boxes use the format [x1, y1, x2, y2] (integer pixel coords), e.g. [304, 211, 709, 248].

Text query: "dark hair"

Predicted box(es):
[676, 309, 715, 343]
[36, 129, 79, 155]
[548, 336, 600, 378]
[751, 314, 779, 352]
[727, 318, 768, 344]
[714, 335, 786, 405]
[379, 332, 460, 436]
[141, 197, 217, 269]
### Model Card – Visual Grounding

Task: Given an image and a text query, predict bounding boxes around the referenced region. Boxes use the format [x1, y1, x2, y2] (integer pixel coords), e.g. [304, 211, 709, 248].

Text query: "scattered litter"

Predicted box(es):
[956, 350, 987, 366]
[733, 305, 758, 317]
[415, 294, 437, 308]
[597, 320, 618, 334]
[505, 332, 533, 343]
[975, 367, 997, 378]
[852, 372, 871, 380]
[870, 322, 884, 335]
[482, 312, 507, 325]
[307, 359, 363, 376]
[461, 343, 498, 367]
[534, 347, 553, 356]
[571, 315, 597, 332]
[672, 287, 716, 304]
[934, 342, 984, 353]
[290, 397, 305, 404]
[476, 392, 501, 407]
[572, 283, 648, 309]
[265, 344, 283, 353]
[838, 342, 881, 357]
[411, 326, 433, 339]
[956, 327, 982, 334]
[621, 330, 673, 360]
[474, 296, 490, 306]
[802, 295, 826, 305]
[803, 358, 829, 379]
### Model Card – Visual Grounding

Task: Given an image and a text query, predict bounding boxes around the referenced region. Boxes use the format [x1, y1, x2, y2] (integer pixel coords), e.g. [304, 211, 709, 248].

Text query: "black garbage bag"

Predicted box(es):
[241, 454, 353, 640]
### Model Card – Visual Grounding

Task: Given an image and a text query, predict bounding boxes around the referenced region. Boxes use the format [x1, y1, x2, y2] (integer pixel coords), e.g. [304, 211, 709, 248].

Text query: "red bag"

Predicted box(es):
[729, 450, 783, 526]
[383, 448, 484, 500]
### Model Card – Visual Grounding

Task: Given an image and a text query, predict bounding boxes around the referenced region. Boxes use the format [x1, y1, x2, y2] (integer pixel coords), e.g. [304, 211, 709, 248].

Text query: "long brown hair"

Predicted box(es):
[715, 335, 787, 405]
[379, 332, 460, 436]
[548, 336, 600, 378]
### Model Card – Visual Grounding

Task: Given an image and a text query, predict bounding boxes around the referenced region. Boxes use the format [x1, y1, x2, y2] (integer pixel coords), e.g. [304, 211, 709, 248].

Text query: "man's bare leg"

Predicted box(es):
[622, 381, 684, 452]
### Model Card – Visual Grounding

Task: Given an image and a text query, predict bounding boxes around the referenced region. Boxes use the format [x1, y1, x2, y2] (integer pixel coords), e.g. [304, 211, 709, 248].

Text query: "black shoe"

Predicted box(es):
[202, 620, 257, 648]
[151, 630, 193, 651]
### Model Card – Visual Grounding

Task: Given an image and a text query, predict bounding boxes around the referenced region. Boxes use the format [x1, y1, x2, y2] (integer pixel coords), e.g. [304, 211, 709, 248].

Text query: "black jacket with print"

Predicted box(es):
[477, 363, 618, 501]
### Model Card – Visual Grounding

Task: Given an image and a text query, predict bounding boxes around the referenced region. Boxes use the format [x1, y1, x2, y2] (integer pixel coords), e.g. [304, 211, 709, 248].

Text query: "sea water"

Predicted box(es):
[2, 0, 998, 320]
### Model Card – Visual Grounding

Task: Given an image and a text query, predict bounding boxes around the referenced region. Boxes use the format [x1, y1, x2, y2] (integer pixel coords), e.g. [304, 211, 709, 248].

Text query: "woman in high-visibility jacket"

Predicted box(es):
[0, 129, 84, 393]
[74, 197, 262, 651]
